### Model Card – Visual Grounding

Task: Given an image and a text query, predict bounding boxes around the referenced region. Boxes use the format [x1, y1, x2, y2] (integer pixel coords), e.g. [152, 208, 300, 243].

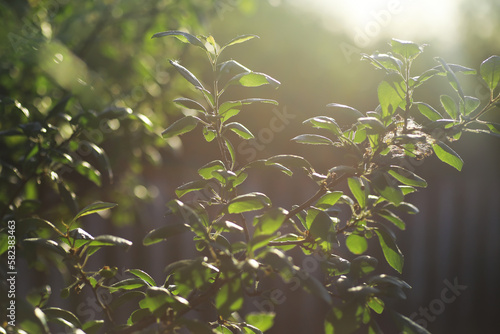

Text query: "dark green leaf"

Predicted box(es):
[291, 134, 334, 145]
[23, 238, 67, 257]
[326, 103, 364, 123]
[375, 228, 404, 273]
[350, 255, 378, 279]
[432, 140, 463, 171]
[173, 97, 206, 113]
[143, 222, 190, 246]
[74, 161, 101, 186]
[392, 311, 431, 334]
[152, 30, 207, 51]
[82, 320, 104, 334]
[42, 307, 81, 328]
[480, 55, 500, 92]
[161, 115, 200, 138]
[169, 60, 205, 90]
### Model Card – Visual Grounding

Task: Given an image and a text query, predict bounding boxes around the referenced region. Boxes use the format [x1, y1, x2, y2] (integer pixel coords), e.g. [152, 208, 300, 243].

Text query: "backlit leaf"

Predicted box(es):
[227, 192, 271, 214]
[480, 55, 500, 92]
[432, 140, 463, 171]
[161, 115, 200, 138]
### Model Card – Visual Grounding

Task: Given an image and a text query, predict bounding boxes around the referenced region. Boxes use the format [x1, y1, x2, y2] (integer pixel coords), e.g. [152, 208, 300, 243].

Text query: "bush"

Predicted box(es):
[1, 30, 500, 334]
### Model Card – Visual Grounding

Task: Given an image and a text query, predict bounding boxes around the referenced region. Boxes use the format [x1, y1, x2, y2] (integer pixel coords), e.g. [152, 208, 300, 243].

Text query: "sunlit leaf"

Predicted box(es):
[432, 140, 463, 171]
[378, 73, 405, 120]
[224, 122, 254, 139]
[73, 201, 117, 221]
[143, 223, 190, 246]
[169, 60, 205, 90]
[315, 191, 343, 209]
[391, 39, 424, 60]
[387, 165, 427, 188]
[346, 234, 368, 255]
[222, 34, 259, 50]
[291, 134, 334, 145]
[440, 95, 458, 119]
[375, 228, 404, 273]
[173, 97, 206, 112]
[152, 30, 207, 51]
[227, 192, 271, 214]
[415, 102, 442, 121]
[480, 55, 500, 93]
[161, 115, 201, 138]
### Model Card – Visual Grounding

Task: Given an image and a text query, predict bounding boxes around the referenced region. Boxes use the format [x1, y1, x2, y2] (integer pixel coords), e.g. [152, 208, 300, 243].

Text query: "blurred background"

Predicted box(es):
[1, 0, 499, 332]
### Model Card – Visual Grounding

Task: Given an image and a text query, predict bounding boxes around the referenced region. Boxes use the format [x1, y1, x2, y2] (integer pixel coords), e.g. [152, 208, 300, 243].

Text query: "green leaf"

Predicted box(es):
[169, 60, 205, 90]
[480, 55, 500, 93]
[432, 140, 463, 171]
[440, 95, 458, 119]
[367, 297, 385, 314]
[143, 222, 190, 246]
[392, 311, 431, 334]
[161, 115, 200, 138]
[308, 209, 337, 248]
[387, 165, 427, 187]
[303, 116, 341, 136]
[227, 192, 271, 214]
[152, 30, 207, 51]
[358, 117, 386, 133]
[377, 209, 406, 230]
[173, 97, 206, 113]
[215, 278, 244, 317]
[300, 272, 332, 305]
[350, 255, 378, 279]
[224, 138, 236, 169]
[463, 96, 481, 116]
[88, 235, 132, 249]
[259, 248, 296, 281]
[73, 201, 117, 221]
[391, 39, 424, 60]
[176, 179, 211, 197]
[253, 207, 288, 237]
[265, 154, 313, 173]
[74, 161, 101, 186]
[111, 278, 149, 291]
[346, 234, 368, 255]
[291, 134, 334, 145]
[348, 177, 368, 208]
[436, 58, 465, 101]
[315, 191, 343, 209]
[375, 228, 404, 273]
[222, 34, 259, 50]
[378, 73, 405, 119]
[326, 103, 364, 123]
[371, 171, 404, 206]
[224, 122, 254, 139]
[82, 320, 104, 334]
[226, 72, 280, 89]
[42, 307, 81, 328]
[81, 141, 113, 182]
[362, 53, 403, 72]
[415, 102, 442, 121]
[486, 122, 500, 135]
[198, 160, 226, 179]
[245, 312, 275, 332]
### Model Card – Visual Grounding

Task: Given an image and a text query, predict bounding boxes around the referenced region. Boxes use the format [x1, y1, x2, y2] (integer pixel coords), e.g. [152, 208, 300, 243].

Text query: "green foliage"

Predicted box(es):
[2, 16, 500, 334]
